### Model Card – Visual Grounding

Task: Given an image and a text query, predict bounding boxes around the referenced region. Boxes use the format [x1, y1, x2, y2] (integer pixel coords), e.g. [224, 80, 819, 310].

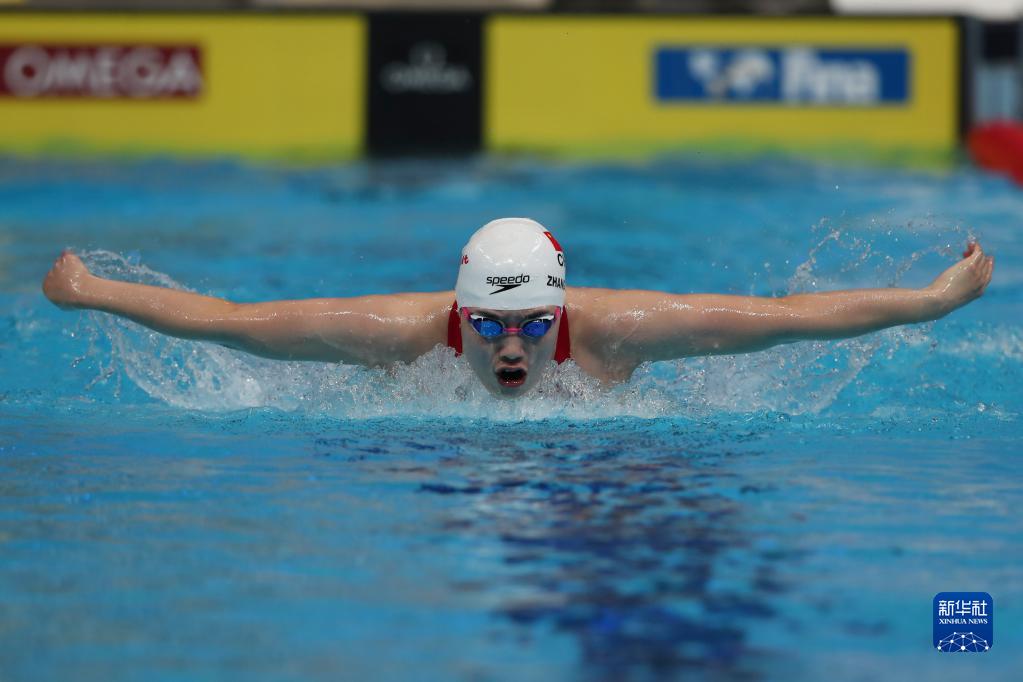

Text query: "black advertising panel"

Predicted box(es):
[368, 13, 482, 156]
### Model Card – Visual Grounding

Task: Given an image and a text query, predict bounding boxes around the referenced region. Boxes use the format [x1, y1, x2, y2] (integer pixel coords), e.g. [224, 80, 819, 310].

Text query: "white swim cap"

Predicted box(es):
[455, 217, 566, 310]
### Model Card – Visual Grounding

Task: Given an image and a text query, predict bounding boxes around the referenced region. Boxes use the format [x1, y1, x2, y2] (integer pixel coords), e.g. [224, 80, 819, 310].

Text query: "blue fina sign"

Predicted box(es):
[655, 47, 909, 106]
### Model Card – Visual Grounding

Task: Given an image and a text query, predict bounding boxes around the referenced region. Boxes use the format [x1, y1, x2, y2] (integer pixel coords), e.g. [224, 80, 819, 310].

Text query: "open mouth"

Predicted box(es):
[496, 367, 527, 387]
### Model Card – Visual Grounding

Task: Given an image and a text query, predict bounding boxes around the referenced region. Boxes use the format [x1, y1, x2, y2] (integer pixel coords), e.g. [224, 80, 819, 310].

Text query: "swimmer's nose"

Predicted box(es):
[497, 337, 526, 363]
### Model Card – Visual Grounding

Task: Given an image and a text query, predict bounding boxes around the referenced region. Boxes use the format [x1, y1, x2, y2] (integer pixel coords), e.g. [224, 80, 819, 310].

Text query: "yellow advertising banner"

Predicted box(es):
[486, 16, 959, 158]
[0, 14, 365, 159]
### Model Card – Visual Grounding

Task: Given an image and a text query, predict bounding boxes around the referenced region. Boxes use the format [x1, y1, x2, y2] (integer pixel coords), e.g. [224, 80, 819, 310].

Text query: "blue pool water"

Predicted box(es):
[1, 155, 1021, 680]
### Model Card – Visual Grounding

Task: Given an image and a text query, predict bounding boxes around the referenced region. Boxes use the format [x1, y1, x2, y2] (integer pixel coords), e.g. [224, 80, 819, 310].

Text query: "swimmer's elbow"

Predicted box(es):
[210, 303, 315, 359]
[700, 303, 802, 353]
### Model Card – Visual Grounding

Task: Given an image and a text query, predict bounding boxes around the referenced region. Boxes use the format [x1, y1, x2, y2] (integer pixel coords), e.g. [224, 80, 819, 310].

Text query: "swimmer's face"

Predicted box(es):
[460, 306, 560, 398]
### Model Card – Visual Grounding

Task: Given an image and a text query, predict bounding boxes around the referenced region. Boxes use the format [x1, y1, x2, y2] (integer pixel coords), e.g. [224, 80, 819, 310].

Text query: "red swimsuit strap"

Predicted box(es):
[447, 302, 572, 364]
[447, 301, 463, 355]
[553, 305, 571, 364]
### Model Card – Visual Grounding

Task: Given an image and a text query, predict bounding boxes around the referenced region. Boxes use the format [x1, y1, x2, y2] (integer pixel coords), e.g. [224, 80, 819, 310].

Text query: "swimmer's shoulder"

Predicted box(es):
[356, 290, 453, 346]
[397, 289, 455, 310]
[565, 287, 642, 382]
[566, 286, 608, 310]
[566, 286, 650, 319]
[567, 285, 657, 335]
[398, 289, 455, 330]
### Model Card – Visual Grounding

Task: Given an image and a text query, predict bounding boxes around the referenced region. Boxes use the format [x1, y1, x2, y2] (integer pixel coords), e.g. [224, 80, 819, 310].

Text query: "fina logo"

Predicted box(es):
[381, 42, 472, 95]
[656, 46, 909, 105]
[688, 48, 775, 99]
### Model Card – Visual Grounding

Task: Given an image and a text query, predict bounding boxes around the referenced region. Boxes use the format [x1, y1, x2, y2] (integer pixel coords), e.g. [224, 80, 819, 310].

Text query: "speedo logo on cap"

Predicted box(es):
[486, 273, 530, 295]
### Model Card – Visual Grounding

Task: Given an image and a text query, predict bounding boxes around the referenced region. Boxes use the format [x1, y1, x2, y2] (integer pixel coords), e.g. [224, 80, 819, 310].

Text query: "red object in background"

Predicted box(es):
[968, 121, 1023, 186]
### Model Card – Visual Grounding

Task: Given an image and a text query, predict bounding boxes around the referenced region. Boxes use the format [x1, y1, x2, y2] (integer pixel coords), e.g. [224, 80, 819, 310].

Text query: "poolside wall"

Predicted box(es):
[0, 12, 959, 160]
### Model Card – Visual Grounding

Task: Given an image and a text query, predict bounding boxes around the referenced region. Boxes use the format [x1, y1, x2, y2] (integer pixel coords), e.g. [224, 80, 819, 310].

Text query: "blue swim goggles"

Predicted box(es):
[461, 307, 562, 339]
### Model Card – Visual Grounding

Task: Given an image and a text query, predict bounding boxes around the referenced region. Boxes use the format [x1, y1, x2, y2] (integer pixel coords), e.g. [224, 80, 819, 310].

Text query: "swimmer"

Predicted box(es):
[42, 218, 994, 398]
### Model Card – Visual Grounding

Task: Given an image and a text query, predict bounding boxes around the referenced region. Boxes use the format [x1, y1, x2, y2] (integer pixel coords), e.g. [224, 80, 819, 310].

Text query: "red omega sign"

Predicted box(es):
[0, 44, 203, 99]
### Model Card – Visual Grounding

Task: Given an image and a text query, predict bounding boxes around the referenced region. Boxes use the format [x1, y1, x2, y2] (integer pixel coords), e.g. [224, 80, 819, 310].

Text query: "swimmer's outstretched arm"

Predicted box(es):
[586, 242, 994, 366]
[42, 251, 452, 365]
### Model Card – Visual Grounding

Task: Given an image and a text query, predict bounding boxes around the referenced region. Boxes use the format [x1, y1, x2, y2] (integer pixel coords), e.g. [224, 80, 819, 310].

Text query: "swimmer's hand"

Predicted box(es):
[42, 250, 95, 310]
[926, 241, 995, 315]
